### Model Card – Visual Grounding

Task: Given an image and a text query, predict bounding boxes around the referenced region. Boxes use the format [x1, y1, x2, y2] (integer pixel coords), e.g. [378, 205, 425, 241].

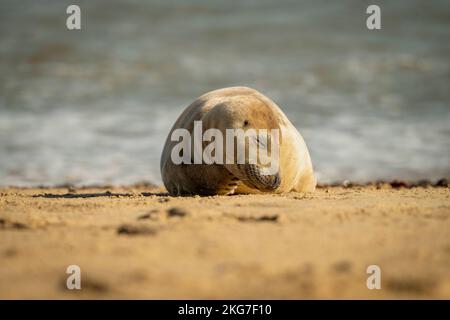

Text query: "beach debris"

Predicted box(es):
[389, 180, 410, 189]
[342, 180, 353, 188]
[339, 179, 449, 188]
[3, 248, 18, 258]
[60, 276, 109, 293]
[34, 191, 133, 198]
[318, 179, 449, 189]
[79, 278, 109, 293]
[435, 178, 448, 187]
[237, 214, 279, 223]
[0, 218, 28, 230]
[137, 210, 158, 220]
[117, 224, 157, 236]
[167, 207, 188, 218]
[385, 276, 437, 295]
[158, 198, 170, 203]
[332, 260, 352, 273]
[416, 180, 432, 187]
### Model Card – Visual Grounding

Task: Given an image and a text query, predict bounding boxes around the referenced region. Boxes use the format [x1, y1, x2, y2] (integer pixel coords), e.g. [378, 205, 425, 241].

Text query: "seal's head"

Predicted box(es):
[202, 94, 284, 192]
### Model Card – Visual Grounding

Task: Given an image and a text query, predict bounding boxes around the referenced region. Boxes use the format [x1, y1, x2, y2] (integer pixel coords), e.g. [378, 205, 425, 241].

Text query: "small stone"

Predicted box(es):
[117, 224, 157, 236]
[332, 260, 352, 273]
[137, 210, 158, 220]
[167, 207, 188, 218]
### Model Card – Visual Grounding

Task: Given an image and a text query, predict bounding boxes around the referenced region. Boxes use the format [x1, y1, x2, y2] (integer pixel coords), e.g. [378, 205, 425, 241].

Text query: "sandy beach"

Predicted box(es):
[0, 184, 449, 299]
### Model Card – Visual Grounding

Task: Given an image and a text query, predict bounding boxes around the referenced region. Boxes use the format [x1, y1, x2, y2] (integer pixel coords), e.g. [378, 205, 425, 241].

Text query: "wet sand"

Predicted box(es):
[0, 184, 449, 299]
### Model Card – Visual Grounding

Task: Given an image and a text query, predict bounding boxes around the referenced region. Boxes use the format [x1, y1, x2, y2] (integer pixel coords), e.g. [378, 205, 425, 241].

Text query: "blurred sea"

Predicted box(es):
[0, 0, 449, 186]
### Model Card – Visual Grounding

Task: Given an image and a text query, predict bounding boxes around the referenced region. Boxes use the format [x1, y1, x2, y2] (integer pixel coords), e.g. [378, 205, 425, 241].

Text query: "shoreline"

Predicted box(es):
[0, 184, 449, 299]
[1, 177, 448, 191]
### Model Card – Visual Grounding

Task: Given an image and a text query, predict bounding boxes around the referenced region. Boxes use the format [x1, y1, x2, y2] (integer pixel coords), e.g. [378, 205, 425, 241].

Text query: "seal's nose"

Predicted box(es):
[242, 164, 281, 191]
[256, 171, 281, 191]
[266, 172, 281, 190]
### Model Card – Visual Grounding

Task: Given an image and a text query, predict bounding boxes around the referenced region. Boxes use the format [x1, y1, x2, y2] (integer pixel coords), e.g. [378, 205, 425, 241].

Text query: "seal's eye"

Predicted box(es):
[243, 120, 249, 126]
